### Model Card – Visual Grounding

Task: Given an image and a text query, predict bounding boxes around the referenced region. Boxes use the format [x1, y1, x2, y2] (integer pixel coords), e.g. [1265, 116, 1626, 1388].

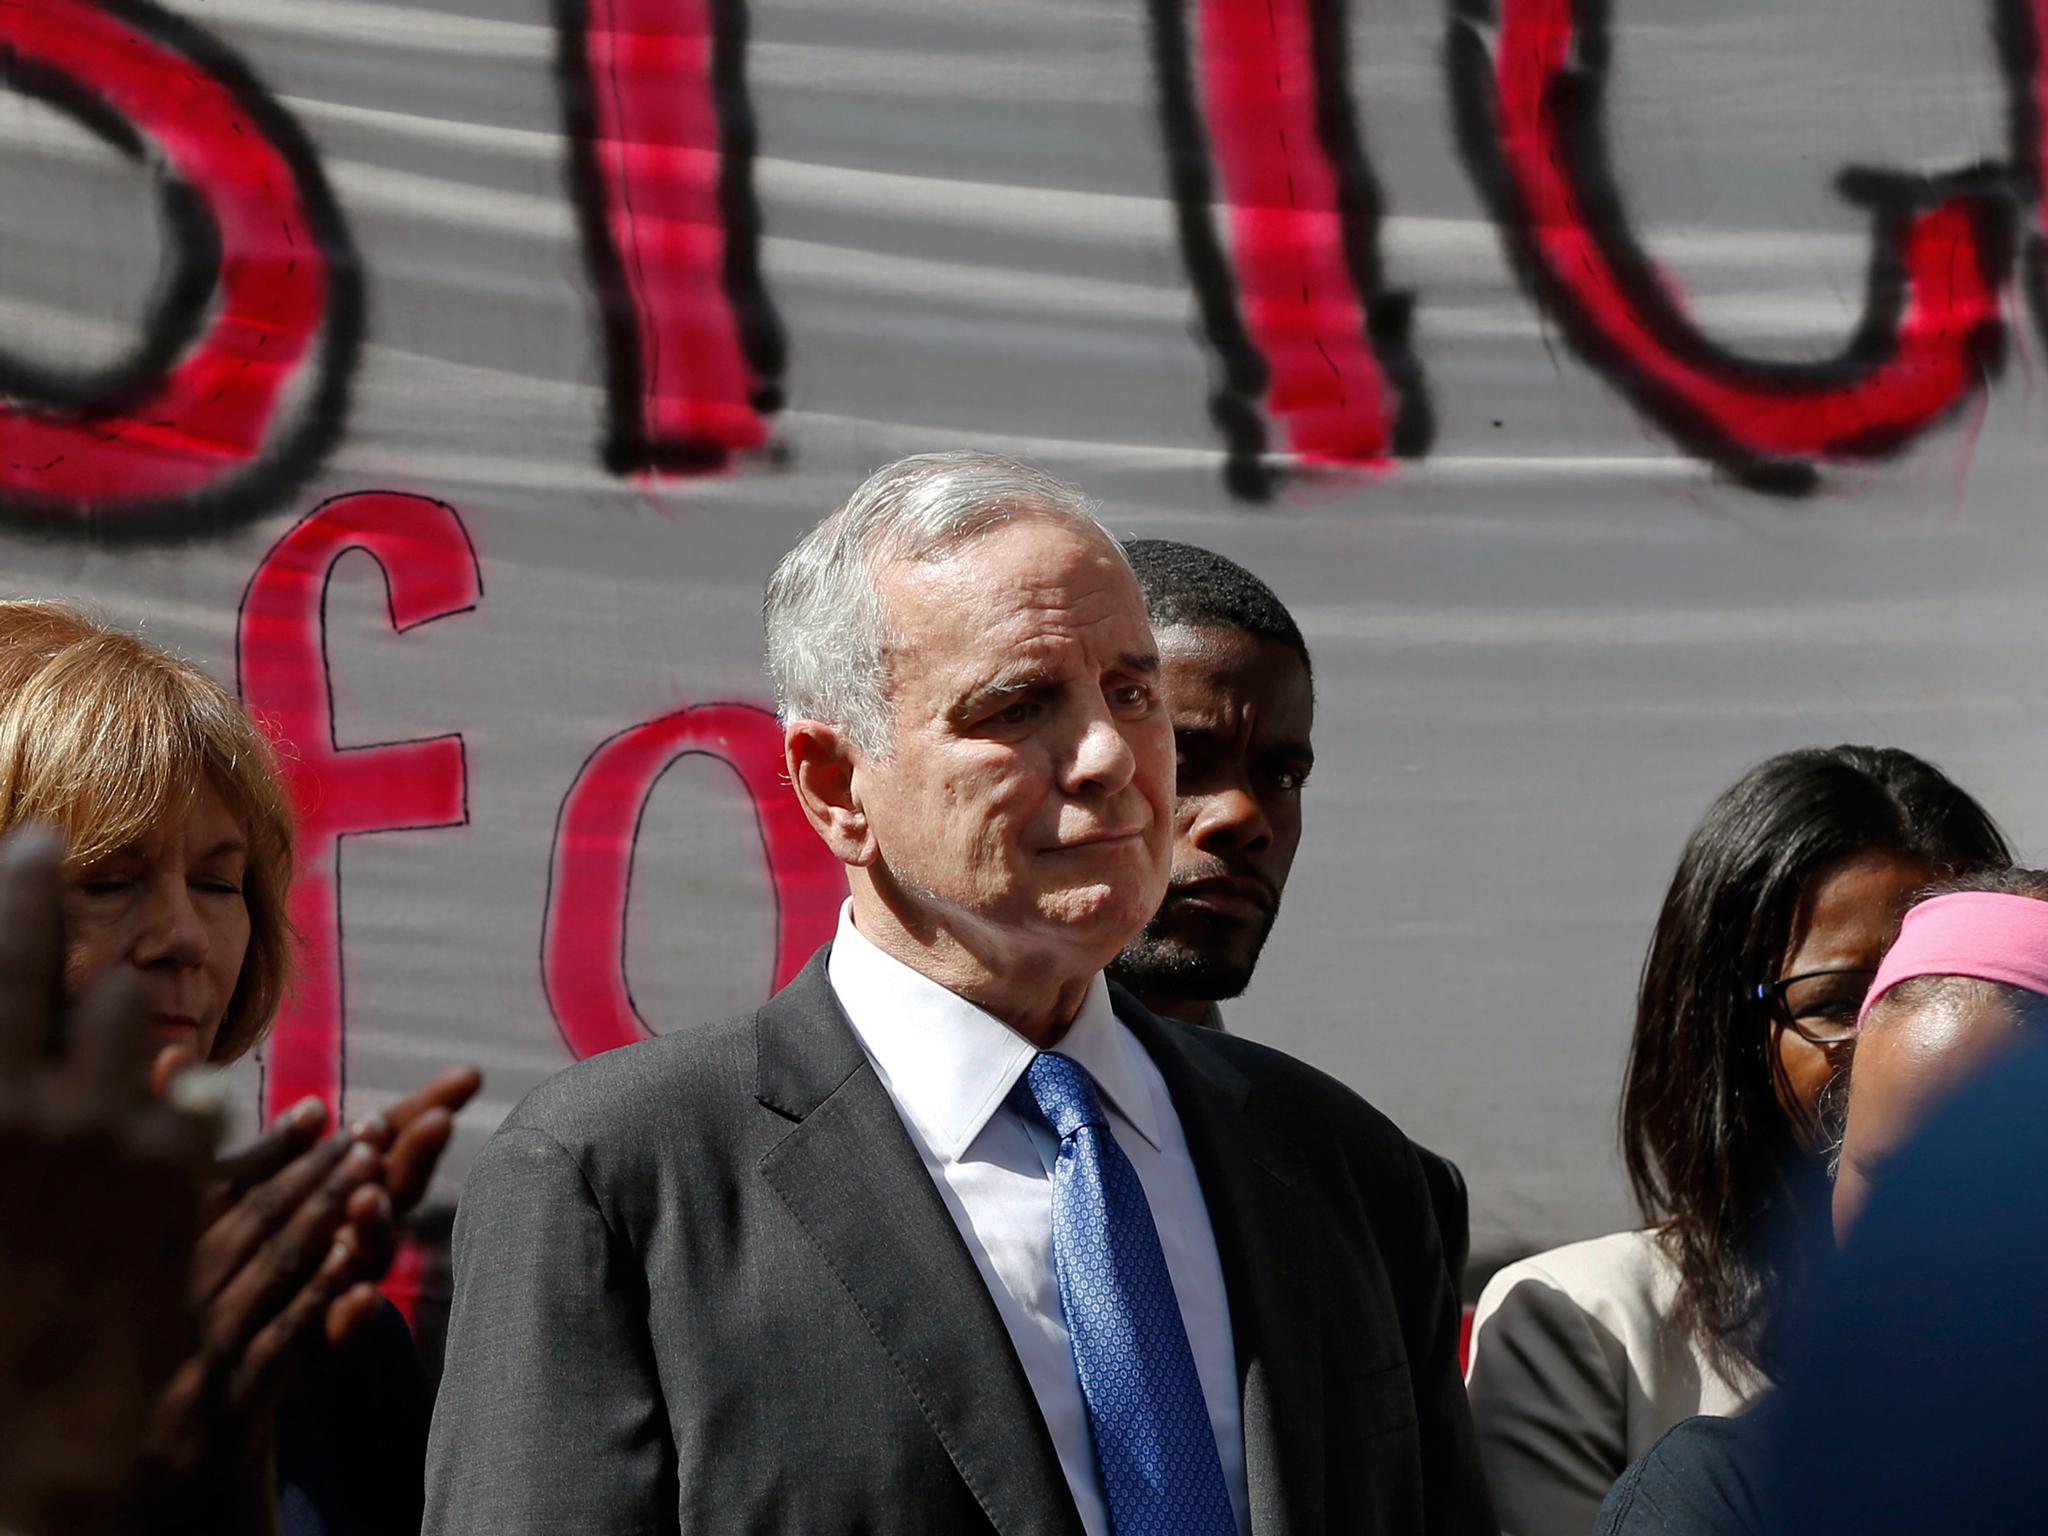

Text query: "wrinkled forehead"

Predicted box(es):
[1148, 633, 1314, 778]
[878, 515, 1148, 648]
[1154, 622, 1312, 706]
[1862, 976, 2021, 1048]
[1850, 978, 2024, 1151]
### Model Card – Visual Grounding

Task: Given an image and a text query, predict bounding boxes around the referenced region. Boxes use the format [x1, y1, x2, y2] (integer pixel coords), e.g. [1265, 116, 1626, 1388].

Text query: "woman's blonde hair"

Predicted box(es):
[0, 601, 295, 1063]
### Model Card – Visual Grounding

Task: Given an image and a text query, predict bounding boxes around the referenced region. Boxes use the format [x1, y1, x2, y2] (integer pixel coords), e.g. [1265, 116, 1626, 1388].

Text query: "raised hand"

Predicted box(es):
[0, 828, 209, 1536]
[184, 1058, 483, 1355]
[352, 1063, 483, 1216]
[324, 1065, 482, 1342]
[141, 1100, 385, 1534]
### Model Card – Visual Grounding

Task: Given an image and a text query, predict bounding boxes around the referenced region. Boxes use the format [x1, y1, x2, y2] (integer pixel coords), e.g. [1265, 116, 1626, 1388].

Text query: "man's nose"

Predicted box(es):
[1064, 709, 1138, 796]
[134, 881, 208, 966]
[1191, 779, 1272, 856]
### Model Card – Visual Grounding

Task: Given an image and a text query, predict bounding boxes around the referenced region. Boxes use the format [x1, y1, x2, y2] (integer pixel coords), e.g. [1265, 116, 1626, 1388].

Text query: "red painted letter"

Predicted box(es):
[556, 0, 786, 476]
[237, 493, 480, 1120]
[1150, 0, 1430, 500]
[1998, 0, 2048, 337]
[542, 702, 844, 1059]
[0, 0, 359, 534]
[1449, 0, 2009, 492]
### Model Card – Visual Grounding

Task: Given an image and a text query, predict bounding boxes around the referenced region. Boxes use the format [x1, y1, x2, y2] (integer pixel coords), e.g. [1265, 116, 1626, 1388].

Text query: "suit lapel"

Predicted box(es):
[1116, 988, 1327, 1536]
[754, 954, 1085, 1536]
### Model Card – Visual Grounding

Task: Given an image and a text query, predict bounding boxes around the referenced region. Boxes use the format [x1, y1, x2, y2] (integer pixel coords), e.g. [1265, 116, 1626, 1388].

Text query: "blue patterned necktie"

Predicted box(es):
[1024, 1051, 1239, 1536]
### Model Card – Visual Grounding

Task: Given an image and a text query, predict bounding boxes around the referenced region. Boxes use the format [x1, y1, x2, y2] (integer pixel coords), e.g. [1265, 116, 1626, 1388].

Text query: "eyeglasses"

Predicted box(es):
[1752, 967, 1877, 1047]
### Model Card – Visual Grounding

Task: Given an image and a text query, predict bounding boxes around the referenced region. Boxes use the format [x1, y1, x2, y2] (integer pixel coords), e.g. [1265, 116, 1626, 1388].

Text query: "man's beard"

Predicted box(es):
[1108, 892, 1279, 1004]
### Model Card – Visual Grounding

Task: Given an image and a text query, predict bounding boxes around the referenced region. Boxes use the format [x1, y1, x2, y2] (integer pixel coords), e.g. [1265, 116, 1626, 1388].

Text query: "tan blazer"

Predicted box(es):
[1463, 1230, 1763, 1536]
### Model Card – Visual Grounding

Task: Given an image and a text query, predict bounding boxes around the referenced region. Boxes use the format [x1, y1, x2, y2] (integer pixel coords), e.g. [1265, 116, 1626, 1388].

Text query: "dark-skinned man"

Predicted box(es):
[1109, 539, 1471, 1297]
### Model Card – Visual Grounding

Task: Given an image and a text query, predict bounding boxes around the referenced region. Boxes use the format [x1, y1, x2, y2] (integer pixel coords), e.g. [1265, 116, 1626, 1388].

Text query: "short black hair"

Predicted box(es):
[1122, 538, 1311, 678]
[1914, 864, 2048, 904]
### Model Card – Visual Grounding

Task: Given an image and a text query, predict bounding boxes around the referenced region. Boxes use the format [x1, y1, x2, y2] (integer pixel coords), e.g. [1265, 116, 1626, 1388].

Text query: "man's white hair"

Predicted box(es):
[764, 450, 1127, 759]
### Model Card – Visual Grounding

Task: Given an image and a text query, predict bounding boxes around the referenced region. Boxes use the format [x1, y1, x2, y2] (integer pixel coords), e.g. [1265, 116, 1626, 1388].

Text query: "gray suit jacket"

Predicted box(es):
[424, 950, 1494, 1536]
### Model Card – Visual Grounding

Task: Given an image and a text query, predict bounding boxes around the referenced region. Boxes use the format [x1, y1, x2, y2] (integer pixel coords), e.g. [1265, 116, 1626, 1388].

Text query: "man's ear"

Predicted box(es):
[785, 719, 877, 866]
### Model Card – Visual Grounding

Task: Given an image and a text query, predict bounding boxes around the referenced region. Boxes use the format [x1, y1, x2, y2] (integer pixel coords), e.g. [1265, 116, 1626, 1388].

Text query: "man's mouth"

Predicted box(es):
[1053, 827, 1146, 851]
[1166, 874, 1277, 919]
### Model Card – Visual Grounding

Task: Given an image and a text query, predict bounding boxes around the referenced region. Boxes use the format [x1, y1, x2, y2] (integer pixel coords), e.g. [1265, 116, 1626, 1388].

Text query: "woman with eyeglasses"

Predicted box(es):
[1463, 745, 2009, 1536]
[1591, 864, 2048, 1536]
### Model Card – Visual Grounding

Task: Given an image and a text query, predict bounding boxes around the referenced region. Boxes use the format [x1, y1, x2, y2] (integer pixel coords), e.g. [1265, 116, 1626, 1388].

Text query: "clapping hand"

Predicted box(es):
[332, 1063, 484, 1340]
[141, 1028, 481, 1532]
[0, 829, 209, 1536]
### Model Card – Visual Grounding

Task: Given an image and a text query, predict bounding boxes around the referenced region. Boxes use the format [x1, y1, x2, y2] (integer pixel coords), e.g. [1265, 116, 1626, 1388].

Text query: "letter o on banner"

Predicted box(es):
[542, 702, 846, 1059]
[0, 0, 361, 537]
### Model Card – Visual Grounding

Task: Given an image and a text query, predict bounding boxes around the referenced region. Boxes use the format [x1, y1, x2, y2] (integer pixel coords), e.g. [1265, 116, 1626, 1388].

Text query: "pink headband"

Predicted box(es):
[1858, 891, 2048, 1027]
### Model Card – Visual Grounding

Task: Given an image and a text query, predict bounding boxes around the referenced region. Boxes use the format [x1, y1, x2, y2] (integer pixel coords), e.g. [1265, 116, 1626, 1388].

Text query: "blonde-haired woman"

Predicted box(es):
[0, 600, 479, 1535]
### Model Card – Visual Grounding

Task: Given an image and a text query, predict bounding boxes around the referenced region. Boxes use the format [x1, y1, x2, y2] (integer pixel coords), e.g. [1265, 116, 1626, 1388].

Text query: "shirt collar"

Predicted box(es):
[1048, 969, 1166, 1155]
[824, 902, 1164, 1161]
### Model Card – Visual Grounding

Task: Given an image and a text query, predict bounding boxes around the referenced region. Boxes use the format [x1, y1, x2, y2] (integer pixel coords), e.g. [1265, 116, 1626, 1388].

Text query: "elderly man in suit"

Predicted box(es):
[425, 452, 1494, 1535]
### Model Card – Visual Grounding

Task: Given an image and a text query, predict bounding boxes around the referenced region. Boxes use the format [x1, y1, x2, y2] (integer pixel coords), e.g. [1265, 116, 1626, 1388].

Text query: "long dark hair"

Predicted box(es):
[1621, 745, 2009, 1378]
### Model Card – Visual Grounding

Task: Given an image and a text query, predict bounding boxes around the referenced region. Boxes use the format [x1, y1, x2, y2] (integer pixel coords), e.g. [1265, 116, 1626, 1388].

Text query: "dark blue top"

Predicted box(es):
[276, 1300, 428, 1536]
[1593, 1400, 1776, 1536]
[1760, 1027, 2048, 1535]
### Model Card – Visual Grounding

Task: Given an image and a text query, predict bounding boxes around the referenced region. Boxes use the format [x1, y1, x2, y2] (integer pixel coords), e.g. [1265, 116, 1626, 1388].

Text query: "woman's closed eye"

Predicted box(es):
[74, 871, 137, 898]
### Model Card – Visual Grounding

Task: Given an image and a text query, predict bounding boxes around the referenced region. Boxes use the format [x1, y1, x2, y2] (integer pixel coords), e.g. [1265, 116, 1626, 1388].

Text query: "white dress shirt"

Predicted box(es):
[826, 904, 1249, 1536]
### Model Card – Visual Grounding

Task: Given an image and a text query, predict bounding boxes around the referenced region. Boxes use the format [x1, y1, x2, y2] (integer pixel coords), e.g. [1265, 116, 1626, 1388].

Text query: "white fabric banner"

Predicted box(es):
[1, 0, 2041, 1288]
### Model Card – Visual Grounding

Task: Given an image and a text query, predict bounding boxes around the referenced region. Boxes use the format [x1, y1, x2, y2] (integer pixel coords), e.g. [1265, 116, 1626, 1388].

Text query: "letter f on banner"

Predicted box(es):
[238, 493, 481, 1122]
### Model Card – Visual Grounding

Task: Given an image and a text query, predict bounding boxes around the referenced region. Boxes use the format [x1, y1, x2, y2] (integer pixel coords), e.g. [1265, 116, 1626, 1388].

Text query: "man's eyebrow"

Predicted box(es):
[954, 650, 1160, 718]
[953, 666, 1053, 717]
